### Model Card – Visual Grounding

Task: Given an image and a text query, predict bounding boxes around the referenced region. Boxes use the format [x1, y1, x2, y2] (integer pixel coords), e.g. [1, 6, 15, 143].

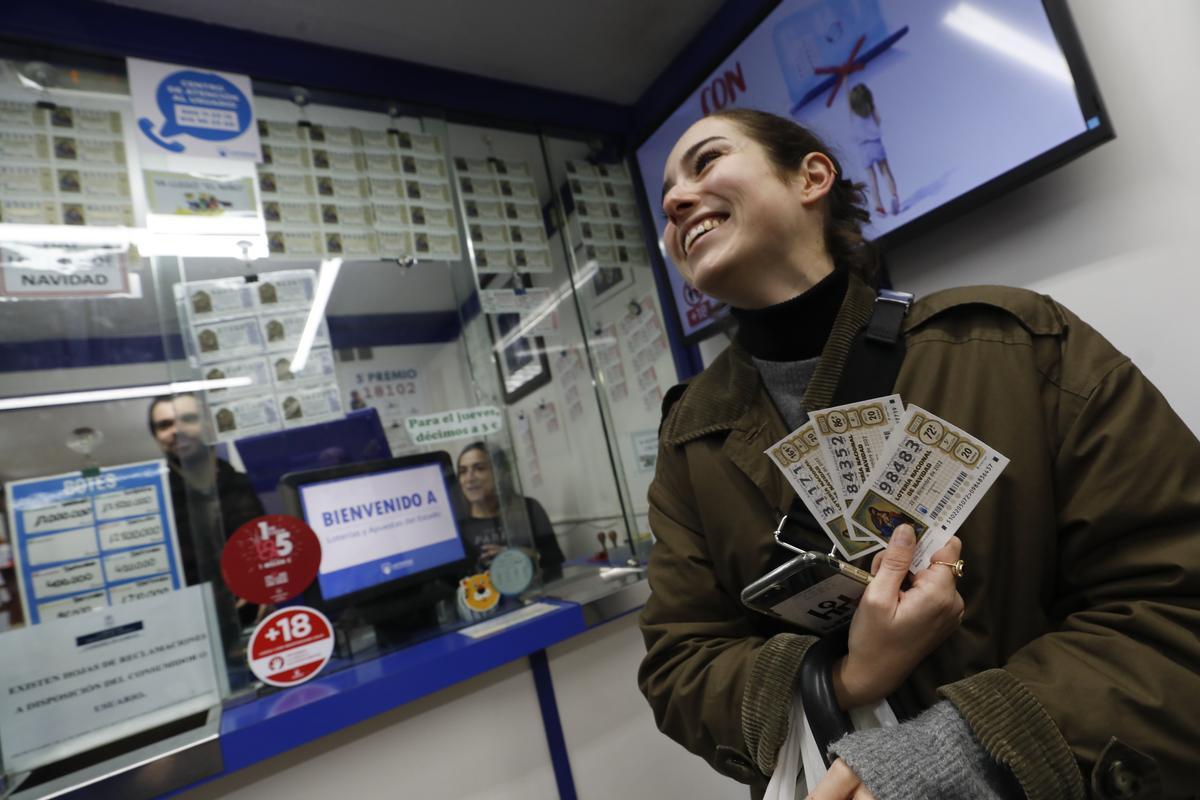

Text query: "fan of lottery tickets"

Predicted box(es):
[764, 395, 1008, 571]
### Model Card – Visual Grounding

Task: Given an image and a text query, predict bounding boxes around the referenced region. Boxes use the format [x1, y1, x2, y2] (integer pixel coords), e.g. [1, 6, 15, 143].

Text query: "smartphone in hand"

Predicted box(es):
[741, 550, 871, 635]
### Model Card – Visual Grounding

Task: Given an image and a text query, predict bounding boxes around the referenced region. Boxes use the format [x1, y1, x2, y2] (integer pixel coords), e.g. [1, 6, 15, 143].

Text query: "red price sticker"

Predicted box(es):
[248, 606, 334, 687]
[221, 515, 321, 604]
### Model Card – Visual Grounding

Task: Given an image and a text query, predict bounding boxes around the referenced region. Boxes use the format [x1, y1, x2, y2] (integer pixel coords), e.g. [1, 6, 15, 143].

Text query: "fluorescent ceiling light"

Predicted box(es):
[289, 257, 342, 373]
[944, 3, 1072, 85]
[0, 223, 139, 247]
[0, 224, 269, 262]
[0, 377, 253, 412]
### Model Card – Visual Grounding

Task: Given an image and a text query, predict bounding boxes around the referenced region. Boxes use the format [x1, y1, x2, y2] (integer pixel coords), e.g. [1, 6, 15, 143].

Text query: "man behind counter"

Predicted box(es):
[148, 393, 265, 624]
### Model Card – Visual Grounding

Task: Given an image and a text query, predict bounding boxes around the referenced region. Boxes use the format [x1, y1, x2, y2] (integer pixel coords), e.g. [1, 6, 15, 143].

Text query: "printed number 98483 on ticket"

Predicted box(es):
[846, 405, 1009, 571]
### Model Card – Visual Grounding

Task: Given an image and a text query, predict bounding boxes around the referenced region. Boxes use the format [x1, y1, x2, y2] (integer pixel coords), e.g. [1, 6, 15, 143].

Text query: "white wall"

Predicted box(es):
[547, 613, 747, 799]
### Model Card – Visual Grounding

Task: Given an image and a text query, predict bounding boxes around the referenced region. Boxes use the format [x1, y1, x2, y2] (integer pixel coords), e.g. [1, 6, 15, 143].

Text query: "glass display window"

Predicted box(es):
[0, 47, 667, 796]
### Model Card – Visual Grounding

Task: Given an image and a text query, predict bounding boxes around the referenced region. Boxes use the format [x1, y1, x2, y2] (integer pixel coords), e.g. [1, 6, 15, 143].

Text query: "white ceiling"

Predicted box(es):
[100, 0, 726, 104]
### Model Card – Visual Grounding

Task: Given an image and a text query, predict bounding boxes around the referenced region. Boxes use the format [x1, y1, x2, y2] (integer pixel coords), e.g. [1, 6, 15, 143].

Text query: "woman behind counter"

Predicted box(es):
[638, 108, 1200, 799]
[456, 442, 564, 582]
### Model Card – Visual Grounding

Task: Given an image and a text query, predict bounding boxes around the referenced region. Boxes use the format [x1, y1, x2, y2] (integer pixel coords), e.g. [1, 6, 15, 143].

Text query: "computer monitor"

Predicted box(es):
[279, 452, 468, 610]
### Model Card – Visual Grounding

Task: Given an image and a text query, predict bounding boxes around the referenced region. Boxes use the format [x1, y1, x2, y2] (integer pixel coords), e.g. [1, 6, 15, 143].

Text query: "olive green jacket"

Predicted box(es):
[638, 276, 1200, 799]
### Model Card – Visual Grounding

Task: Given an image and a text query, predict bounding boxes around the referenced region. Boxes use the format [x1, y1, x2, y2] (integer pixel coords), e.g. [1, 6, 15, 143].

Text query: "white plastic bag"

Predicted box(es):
[763, 695, 899, 799]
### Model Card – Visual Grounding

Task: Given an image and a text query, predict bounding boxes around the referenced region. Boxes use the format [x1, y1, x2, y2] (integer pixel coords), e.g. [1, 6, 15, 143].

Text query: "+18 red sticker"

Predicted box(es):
[248, 606, 334, 687]
[221, 515, 322, 604]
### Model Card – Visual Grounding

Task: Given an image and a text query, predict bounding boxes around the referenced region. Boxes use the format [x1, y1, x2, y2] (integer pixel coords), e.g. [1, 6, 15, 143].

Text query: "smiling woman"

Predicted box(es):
[659, 109, 874, 310]
[638, 108, 1200, 799]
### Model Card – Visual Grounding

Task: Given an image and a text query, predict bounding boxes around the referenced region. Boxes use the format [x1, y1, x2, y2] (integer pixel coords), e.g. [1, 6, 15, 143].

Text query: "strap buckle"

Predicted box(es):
[866, 289, 914, 345]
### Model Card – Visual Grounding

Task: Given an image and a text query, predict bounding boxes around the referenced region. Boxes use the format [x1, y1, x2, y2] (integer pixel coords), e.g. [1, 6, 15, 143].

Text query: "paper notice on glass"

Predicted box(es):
[809, 395, 904, 540]
[765, 423, 885, 561]
[846, 405, 1008, 572]
[0, 584, 220, 773]
[5, 460, 184, 625]
[1, 241, 131, 299]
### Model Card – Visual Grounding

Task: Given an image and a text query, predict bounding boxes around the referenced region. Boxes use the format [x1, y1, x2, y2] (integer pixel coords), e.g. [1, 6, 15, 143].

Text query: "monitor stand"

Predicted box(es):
[347, 579, 458, 649]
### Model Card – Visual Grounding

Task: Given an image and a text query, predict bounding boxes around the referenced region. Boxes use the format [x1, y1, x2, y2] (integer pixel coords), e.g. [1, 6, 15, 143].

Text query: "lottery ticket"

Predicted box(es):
[0, 131, 49, 160]
[260, 310, 327, 353]
[410, 205, 456, 230]
[846, 405, 1008, 571]
[201, 356, 273, 398]
[255, 270, 316, 310]
[278, 382, 344, 428]
[266, 229, 322, 257]
[208, 394, 281, 441]
[180, 278, 256, 319]
[765, 423, 885, 561]
[271, 347, 335, 384]
[512, 247, 552, 271]
[262, 200, 317, 226]
[809, 394, 904, 539]
[257, 120, 304, 142]
[377, 230, 412, 257]
[190, 316, 265, 363]
[413, 231, 461, 260]
[406, 179, 452, 205]
[469, 223, 509, 246]
[371, 202, 408, 227]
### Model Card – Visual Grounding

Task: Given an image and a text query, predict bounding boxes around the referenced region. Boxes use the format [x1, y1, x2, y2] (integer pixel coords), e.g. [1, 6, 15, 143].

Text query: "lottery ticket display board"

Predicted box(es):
[453, 156, 551, 274]
[256, 120, 460, 260]
[564, 159, 651, 306]
[176, 268, 344, 441]
[4, 460, 185, 625]
[0, 99, 134, 229]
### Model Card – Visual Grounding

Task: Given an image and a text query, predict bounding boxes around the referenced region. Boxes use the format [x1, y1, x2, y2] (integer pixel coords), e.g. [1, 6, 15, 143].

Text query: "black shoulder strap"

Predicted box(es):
[830, 289, 913, 405]
[795, 290, 913, 765]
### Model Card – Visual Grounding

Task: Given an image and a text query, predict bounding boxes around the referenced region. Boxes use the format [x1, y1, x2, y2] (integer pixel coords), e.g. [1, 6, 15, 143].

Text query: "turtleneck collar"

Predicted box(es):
[731, 267, 848, 362]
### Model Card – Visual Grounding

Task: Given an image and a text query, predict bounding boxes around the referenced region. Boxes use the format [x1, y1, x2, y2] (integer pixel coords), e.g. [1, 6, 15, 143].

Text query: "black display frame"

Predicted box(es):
[279, 451, 470, 614]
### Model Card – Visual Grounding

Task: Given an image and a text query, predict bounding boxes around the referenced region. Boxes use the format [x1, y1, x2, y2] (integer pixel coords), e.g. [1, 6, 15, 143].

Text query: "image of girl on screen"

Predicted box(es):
[848, 83, 900, 217]
[456, 443, 564, 582]
[640, 108, 1200, 797]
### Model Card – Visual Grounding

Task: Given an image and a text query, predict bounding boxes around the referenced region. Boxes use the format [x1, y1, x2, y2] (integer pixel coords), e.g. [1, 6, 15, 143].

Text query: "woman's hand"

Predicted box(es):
[832, 526, 964, 709]
[479, 544, 505, 566]
[807, 758, 876, 800]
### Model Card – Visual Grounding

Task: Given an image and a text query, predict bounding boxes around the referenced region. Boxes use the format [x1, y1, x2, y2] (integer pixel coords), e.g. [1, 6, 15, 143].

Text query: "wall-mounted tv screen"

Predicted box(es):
[635, 0, 1112, 343]
[281, 453, 466, 604]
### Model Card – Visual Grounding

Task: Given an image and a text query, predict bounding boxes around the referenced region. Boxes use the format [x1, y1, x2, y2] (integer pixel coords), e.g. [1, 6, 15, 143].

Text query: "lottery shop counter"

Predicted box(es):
[1, 569, 650, 800]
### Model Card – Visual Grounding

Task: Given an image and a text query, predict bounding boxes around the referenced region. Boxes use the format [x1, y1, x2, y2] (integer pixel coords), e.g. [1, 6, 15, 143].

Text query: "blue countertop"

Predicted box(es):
[184, 599, 587, 785]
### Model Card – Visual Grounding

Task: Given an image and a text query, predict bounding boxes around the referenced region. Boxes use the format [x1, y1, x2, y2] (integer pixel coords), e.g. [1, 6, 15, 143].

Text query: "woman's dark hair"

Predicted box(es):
[458, 441, 488, 465]
[709, 108, 877, 284]
[849, 84, 875, 118]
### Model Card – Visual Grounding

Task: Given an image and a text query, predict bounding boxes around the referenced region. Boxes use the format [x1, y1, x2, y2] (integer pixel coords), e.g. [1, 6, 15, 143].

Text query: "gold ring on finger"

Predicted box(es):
[930, 559, 964, 578]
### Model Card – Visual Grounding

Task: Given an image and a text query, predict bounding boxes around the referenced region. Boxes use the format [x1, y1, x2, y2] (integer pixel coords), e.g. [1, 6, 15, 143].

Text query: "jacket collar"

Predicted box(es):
[662, 273, 878, 447]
